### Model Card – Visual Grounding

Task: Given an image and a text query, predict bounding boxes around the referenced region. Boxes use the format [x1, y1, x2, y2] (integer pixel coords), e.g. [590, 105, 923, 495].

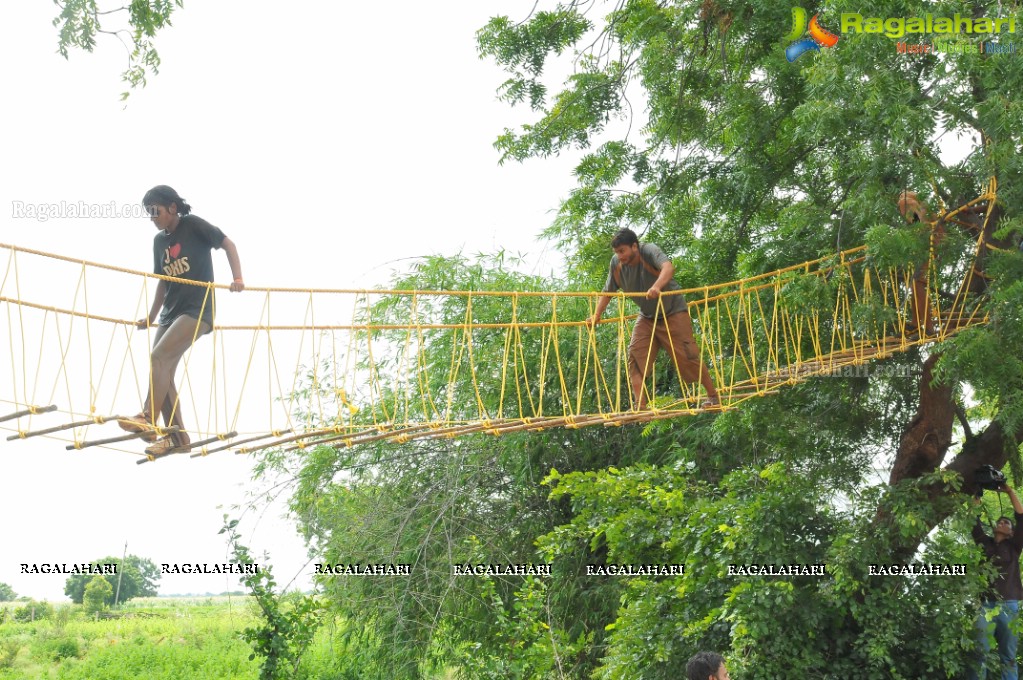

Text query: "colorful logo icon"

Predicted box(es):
[785, 7, 840, 62]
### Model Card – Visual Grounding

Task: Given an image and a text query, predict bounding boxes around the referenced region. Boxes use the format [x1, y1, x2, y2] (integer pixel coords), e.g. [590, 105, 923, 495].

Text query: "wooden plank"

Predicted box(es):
[0, 404, 57, 424]
[190, 429, 292, 458]
[7, 414, 127, 441]
[69, 427, 180, 451]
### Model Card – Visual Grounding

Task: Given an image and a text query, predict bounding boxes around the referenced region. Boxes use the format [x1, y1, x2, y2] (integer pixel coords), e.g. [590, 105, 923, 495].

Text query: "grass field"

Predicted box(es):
[0, 595, 372, 680]
[0, 595, 453, 679]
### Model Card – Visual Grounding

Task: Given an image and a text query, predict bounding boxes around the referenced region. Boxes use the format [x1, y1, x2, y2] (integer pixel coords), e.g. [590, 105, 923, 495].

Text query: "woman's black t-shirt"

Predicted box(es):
[152, 215, 226, 328]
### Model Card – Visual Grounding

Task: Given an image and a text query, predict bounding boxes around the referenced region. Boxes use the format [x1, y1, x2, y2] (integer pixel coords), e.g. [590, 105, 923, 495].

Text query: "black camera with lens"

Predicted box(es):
[974, 464, 1007, 495]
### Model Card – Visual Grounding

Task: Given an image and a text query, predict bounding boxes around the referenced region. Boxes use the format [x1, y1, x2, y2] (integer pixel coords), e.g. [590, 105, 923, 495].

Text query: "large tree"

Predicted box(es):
[474, 1, 1021, 676]
[258, 1, 1023, 678]
[475, 0, 1023, 535]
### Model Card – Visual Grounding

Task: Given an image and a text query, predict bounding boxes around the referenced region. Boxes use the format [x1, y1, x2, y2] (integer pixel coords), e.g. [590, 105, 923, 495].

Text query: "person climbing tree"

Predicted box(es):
[896, 190, 945, 337]
[586, 228, 719, 409]
[118, 185, 244, 456]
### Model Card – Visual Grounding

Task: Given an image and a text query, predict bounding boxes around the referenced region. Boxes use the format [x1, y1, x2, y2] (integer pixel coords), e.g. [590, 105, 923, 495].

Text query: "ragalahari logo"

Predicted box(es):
[785, 7, 840, 61]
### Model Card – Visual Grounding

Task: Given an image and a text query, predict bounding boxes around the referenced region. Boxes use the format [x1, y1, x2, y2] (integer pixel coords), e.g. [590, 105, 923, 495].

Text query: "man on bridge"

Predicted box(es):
[586, 228, 719, 410]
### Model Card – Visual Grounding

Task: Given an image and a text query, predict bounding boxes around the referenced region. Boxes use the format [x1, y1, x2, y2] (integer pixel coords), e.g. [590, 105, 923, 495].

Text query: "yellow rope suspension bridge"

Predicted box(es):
[0, 182, 1002, 462]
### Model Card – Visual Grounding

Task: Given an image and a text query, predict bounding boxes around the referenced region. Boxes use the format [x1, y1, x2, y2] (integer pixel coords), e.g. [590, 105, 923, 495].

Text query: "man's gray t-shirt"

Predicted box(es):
[602, 243, 688, 319]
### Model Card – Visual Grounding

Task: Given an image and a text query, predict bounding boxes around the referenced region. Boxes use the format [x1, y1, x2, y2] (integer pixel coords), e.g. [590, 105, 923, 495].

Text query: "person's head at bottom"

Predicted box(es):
[686, 651, 729, 680]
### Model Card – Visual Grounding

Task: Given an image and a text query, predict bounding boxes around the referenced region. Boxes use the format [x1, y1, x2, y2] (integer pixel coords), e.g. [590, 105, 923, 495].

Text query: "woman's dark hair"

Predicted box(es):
[610, 227, 639, 248]
[686, 651, 724, 680]
[142, 185, 192, 216]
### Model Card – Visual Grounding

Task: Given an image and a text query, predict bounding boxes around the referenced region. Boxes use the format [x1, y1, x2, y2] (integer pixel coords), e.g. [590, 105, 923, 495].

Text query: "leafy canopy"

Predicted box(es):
[63, 555, 160, 605]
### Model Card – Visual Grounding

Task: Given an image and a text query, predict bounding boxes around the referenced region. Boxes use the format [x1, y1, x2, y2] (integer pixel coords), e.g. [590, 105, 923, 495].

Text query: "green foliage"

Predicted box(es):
[84, 575, 113, 615]
[478, 11, 592, 111]
[532, 463, 990, 678]
[370, 251, 586, 423]
[220, 517, 323, 680]
[444, 575, 593, 679]
[51, 604, 72, 636]
[480, 0, 1023, 296]
[0, 584, 15, 603]
[63, 555, 161, 606]
[0, 639, 20, 670]
[849, 293, 900, 337]
[278, 426, 632, 679]
[41, 635, 82, 661]
[777, 268, 839, 318]
[52, 0, 184, 98]
[0, 596, 269, 679]
[936, 248, 1023, 436]
[13, 600, 53, 623]
[290, 620, 390, 680]
[865, 222, 930, 272]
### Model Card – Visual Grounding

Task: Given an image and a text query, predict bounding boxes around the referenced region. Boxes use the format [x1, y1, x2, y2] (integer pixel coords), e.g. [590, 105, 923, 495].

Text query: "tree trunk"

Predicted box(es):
[879, 199, 1014, 560]
[888, 354, 955, 485]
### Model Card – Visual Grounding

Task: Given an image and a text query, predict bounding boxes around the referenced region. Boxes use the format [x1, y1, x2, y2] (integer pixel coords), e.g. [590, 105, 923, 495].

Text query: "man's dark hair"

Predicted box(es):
[686, 651, 724, 680]
[610, 228, 639, 249]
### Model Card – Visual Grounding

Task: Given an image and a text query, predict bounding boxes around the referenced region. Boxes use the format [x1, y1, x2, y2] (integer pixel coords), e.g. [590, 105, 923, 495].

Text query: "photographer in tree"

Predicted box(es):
[969, 472, 1023, 680]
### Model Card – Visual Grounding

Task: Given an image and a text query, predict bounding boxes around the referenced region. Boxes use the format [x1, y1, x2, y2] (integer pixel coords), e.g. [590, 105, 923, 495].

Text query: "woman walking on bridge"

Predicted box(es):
[118, 185, 245, 457]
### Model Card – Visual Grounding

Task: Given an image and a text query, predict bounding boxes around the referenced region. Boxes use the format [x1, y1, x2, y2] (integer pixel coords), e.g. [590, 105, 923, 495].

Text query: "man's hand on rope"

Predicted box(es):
[646, 286, 662, 300]
[230, 278, 245, 293]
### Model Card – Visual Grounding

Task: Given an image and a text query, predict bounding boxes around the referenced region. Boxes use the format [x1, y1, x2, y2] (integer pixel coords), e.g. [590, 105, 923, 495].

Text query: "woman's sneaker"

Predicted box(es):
[144, 432, 191, 457]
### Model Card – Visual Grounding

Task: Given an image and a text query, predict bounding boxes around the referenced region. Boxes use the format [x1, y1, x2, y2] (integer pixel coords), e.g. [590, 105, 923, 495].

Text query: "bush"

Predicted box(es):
[48, 636, 81, 660]
[0, 639, 20, 669]
[51, 605, 71, 635]
[84, 575, 113, 615]
[13, 600, 53, 622]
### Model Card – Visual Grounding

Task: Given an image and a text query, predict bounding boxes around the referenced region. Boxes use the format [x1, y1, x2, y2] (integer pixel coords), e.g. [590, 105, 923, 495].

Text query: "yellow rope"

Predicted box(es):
[0, 183, 1003, 453]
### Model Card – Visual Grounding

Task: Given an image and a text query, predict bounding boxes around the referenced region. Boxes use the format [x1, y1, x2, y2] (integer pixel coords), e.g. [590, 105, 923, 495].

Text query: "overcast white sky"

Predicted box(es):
[0, 0, 579, 600]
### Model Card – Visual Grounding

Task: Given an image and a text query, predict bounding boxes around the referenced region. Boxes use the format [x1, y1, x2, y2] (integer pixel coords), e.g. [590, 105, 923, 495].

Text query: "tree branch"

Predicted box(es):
[954, 401, 974, 440]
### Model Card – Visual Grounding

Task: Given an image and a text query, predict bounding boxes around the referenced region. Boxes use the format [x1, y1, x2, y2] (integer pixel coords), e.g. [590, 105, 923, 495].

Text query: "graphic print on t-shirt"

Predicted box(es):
[163, 242, 190, 277]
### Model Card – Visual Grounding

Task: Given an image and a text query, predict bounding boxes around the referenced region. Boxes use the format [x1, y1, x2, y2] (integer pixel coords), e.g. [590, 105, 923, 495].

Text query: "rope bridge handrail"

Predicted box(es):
[0, 241, 866, 298]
